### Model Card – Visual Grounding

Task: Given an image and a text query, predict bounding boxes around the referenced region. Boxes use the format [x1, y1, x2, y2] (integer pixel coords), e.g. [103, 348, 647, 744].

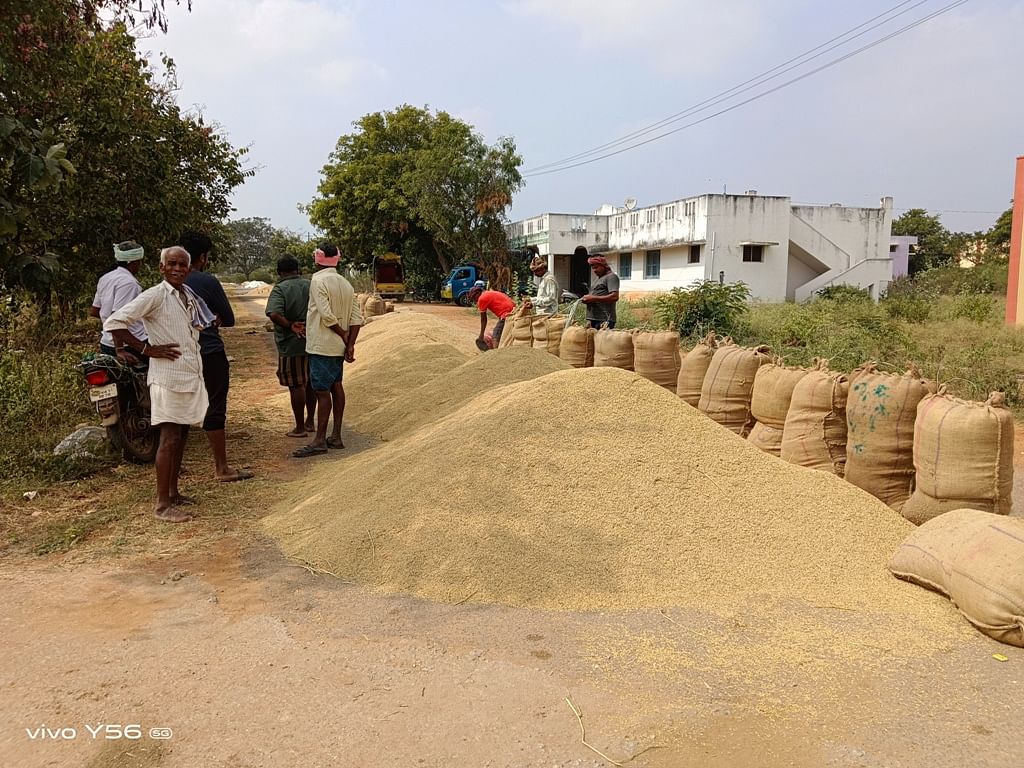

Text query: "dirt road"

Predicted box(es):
[0, 299, 1021, 768]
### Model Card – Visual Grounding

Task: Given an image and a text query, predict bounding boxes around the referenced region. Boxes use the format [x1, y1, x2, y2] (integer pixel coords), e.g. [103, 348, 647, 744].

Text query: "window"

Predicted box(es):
[527, 222, 534, 235]
[889, 244, 898, 252]
[646, 209, 656, 224]
[454, 268, 471, 280]
[619, 252, 632, 279]
[742, 244, 764, 263]
[614, 215, 623, 229]
[689, 245, 701, 264]
[629, 212, 639, 227]
[684, 201, 696, 217]
[665, 205, 675, 220]
[645, 250, 661, 279]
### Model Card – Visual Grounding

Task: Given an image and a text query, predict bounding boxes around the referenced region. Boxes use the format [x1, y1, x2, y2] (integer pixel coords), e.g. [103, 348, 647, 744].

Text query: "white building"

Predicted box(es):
[508, 192, 895, 301]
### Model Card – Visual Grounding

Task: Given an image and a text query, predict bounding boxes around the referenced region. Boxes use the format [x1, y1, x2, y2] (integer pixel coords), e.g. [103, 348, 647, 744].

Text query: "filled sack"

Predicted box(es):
[780, 360, 849, 476]
[747, 362, 810, 456]
[901, 391, 1014, 525]
[633, 331, 681, 391]
[594, 328, 635, 370]
[889, 509, 1024, 647]
[697, 342, 773, 436]
[676, 332, 718, 407]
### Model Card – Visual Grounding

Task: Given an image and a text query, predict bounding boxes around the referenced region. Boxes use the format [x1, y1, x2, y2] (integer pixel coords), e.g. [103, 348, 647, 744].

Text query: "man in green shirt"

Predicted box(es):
[265, 257, 316, 437]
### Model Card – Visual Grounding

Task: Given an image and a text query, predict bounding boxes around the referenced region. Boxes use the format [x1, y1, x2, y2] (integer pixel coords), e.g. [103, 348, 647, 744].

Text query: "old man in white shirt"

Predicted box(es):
[527, 254, 560, 316]
[104, 246, 212, 523]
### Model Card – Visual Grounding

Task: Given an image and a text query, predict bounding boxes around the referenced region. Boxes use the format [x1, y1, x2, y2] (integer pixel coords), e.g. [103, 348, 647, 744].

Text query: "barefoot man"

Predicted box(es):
[105, 246, 209, 522]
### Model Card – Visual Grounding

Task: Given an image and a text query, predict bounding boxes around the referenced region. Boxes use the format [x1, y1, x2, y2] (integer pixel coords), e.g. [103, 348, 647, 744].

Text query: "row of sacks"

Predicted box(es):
[356, 293, 394, 319]
[676, 334, 1014, 526]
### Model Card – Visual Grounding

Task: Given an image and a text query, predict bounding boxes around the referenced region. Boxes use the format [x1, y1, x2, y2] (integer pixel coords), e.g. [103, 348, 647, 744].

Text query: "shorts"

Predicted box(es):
[201, 350, 230, 432]
[150, 383, 209, 427]
[277, 354, 310, 389]
[309, 354, 344, 392]
[588, 319, 616, 330]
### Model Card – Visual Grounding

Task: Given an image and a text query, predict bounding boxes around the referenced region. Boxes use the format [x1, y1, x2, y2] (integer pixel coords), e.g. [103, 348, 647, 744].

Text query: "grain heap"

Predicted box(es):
[264, 366, 957, 628]
[348, 347, 570, 441]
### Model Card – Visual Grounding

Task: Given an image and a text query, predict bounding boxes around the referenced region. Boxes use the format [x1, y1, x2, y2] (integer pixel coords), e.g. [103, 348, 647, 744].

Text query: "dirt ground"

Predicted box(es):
[1, 298, 1022, 768]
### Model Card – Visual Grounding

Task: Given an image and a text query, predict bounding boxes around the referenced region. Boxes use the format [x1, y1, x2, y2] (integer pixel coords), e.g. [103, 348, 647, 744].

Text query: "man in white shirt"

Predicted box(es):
[90, 241, 148, 358]
[104, 246, 209, 523]
[527, 254, 560, 315]
[294, 243, 362, 458]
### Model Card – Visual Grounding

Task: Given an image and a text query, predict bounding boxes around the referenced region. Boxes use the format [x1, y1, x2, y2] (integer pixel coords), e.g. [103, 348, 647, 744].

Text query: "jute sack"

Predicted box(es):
[364, 295, 386, 317]
[633, 331, 681, 391]
[559, 324, 595, 368]
[780, 360, 849, 476]
[497, 303, 533, 349]
[676, 332, 718, 406]
[889, 509, 1024, 647]
[698, 342, 773, 436]
[357, 293, 369, 315]
[901, 391, 1014, 525]
[384, 301, 395, 314]
[845, 364, 936, 511]
[594, 328, 635, 370]
[531, 314, 567, 357]
[747, 363, 810, 456]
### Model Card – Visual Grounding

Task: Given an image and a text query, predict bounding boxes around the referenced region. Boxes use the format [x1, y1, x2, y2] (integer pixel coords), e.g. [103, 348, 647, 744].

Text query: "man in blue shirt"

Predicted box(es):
[181, 230, 253, 483]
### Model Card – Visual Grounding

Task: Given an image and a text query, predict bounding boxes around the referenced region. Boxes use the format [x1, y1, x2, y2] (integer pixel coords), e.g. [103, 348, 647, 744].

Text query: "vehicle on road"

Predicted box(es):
[372, 252, 405, 301]
[441, 264, 486, 306]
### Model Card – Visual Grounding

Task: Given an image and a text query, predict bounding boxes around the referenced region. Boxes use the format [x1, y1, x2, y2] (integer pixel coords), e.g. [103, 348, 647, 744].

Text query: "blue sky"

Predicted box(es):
[144, 0, 1022, 236]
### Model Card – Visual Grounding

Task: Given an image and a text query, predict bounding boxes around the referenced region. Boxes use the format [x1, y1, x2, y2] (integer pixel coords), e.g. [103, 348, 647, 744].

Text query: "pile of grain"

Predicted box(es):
[264, 366, 956, 628]
[354, 311, 477, 359]
[349, 347, 570, 441]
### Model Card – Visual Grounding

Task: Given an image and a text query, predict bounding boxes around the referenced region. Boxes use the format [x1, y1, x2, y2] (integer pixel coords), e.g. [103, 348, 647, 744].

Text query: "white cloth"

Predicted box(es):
[532, 271, 560, 316]
[305, 268, 363, 357]
[104, 281, 205, 393]
[150, 383, 209, 426]
[92, 266, 146, 348]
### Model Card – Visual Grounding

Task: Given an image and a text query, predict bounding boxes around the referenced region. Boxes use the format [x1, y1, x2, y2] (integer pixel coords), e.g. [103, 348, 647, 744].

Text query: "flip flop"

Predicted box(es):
[292, 445, 327, 459]
[217, 469, 255, 481]
[326, 436, 345, 449]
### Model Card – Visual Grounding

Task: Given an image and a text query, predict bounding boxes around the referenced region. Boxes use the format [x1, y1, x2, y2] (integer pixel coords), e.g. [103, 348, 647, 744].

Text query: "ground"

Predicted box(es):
[0, 297, 1021, 768]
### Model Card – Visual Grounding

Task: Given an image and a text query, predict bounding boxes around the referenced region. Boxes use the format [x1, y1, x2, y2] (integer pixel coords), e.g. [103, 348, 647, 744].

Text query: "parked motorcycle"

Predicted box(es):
[78, 353, 158, 463]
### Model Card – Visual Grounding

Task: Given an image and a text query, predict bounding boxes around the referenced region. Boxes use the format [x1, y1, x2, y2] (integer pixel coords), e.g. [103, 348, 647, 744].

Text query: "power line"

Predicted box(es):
[523, 0, 968, 178]
[524, 0, 926, 174]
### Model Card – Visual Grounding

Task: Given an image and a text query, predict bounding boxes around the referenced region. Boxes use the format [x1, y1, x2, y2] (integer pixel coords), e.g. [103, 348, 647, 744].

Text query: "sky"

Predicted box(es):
[141, 0, 1022, 236]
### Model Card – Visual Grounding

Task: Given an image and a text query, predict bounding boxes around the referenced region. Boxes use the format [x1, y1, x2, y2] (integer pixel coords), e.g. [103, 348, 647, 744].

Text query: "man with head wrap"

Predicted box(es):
[90, 241, 149, 359]
[527, 254, 560, 316]
[293, 243, 362, 458]
[581, 255, 620, 329]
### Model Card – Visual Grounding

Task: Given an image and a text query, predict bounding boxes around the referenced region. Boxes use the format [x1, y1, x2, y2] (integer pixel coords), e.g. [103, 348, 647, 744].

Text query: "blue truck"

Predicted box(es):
[440, 264, 486, 306]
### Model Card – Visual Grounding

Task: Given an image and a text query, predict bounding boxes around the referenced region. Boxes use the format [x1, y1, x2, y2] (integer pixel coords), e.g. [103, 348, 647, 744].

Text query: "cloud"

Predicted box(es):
[506, 0, 782, 75]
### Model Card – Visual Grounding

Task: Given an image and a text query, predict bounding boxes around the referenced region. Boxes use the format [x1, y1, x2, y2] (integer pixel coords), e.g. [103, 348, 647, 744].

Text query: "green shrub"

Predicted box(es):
[949, 293, 997, 323]
[814, 284, 872, 303]
[916, 262, 1008, 295]
[881, 276, 936, 323]
[654, 281, 751, 339]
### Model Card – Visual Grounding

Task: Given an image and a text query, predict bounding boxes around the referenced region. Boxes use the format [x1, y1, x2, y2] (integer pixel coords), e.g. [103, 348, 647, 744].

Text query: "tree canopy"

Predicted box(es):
[0, 0, 249, 310]
[308, 105, 523, 292]
[891, 208, 956, 274]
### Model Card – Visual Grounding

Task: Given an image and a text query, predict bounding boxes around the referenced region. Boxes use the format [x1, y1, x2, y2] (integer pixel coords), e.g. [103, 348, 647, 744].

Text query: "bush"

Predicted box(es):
[814, 284, 871, 303]
[915, 263, 1008, 295]
[949, 293, 997, 323]
[738, 298, 911, 373]
[654, 281, 751, 339]
[881, 276, 936, 323]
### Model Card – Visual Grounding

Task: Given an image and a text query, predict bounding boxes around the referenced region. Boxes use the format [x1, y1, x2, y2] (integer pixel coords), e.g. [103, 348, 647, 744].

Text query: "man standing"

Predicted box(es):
[294, 244, 362, 458]
[467, 281, 515, 348]
[527, 255, 560, 316]
[265, 256, 316, 437]
[582, 255, 620, 329]
[90, 241, 148, 358]
[180, 230, 252, 483]
[105, 246, 208, 523]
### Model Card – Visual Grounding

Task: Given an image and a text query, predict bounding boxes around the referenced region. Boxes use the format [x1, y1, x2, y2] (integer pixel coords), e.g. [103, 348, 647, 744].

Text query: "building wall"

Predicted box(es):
[614, 245, 705, 296]
[889, 235, 916, 278]
[704, 195, 792, 301]
[606, 196, 708, 251]
[790, 201, 892, 266]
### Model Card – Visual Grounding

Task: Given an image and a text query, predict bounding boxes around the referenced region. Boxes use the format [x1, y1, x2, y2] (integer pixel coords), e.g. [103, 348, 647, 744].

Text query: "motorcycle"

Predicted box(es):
[78, 353, 159, 463]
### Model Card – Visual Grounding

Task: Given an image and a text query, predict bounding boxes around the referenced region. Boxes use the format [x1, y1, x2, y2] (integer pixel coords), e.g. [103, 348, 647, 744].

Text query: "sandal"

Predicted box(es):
[217, 469, 255, 482]
[293, 445, 328, 458]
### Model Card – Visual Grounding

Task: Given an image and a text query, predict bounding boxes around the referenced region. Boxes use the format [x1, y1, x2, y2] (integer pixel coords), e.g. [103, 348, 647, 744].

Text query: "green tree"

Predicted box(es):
[985, 206, 1013, 256]
[891, 208, 954, 274]
[221, 217, 275, 279]
[0, 1, 248, 311]
[308, 105, 522, 291]
[269, 228, 314, 273]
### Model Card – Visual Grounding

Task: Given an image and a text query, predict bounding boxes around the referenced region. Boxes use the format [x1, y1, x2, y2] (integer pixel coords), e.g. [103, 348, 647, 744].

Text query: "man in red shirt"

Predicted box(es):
[467, 281, 515, 348]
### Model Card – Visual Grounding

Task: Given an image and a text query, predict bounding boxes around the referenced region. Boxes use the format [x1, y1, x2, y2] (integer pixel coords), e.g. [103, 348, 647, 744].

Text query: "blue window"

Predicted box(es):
[619, 253, 632, 279]
[645, 250, 661, 279]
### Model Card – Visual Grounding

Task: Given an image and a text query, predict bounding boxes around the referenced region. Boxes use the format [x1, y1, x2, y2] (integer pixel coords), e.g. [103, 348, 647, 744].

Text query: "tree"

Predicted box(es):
[308, 105, 522, 292]
[891, 209, 955, 274]
[269, 227, 314, 273]
[0, 1, 248, 310]
[985, 206, 1013, 256]
[221, 217, 275, 279]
